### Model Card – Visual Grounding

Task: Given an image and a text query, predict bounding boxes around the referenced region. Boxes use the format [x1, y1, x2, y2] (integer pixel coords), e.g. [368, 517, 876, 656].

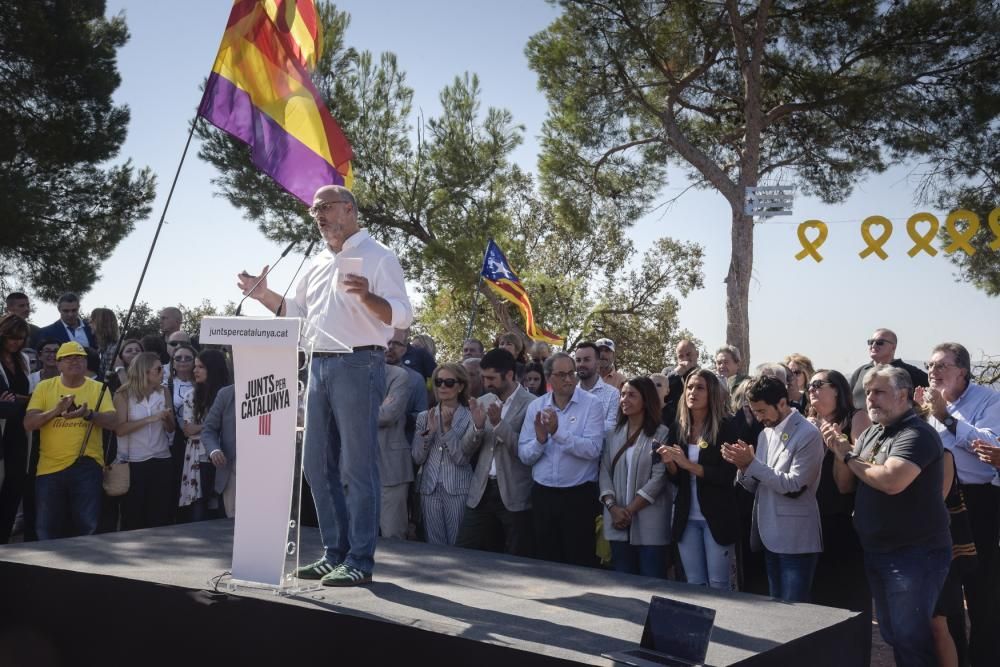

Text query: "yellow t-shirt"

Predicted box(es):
[27, 377, 115, 476]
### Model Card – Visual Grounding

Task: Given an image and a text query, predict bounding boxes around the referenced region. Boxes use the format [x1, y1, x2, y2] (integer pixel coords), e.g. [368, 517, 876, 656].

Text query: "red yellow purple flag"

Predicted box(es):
[198, 0, 353, 204]
[480, 240, 564, 345]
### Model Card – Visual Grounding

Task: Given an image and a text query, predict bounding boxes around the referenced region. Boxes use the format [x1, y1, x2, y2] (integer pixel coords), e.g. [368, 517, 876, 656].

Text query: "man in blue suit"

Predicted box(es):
[32, 293, 96, 350]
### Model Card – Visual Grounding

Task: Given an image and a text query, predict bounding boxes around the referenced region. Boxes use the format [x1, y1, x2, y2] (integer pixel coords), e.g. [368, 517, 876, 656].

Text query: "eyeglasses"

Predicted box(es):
[925, 361, 958, 371]
[173, 355, 194, 362]
[867, 339, 893, 348]
[549, 371, 577, 381]
[387, 340, 406, 349]
[308, 200, 350, 217]
[167, 341, 182, 346]
[808, 380, 834, 391]
[434, 377, 461, 388]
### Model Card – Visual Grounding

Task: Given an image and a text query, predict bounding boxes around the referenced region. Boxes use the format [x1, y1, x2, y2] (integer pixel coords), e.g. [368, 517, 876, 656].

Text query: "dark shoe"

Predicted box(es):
[293, 558, 338, 580]
[321, 563, 372, 587]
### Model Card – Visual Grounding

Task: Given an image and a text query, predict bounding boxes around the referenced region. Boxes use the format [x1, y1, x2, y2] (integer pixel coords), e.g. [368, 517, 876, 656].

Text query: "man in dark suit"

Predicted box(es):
[457, 349, 536, 556]
[32, 293, 96, 350]
[848, 328, 927, 409]
[724, 375, 824, 603]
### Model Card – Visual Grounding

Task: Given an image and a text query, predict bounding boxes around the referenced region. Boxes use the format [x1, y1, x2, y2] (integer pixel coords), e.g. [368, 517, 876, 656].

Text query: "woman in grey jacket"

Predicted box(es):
[599, 376, 671, 577]
[413, 363, 473, 545]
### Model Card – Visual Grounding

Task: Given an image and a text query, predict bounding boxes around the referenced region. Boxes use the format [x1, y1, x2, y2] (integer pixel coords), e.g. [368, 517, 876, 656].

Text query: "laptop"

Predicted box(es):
[604, 595, 715, 667]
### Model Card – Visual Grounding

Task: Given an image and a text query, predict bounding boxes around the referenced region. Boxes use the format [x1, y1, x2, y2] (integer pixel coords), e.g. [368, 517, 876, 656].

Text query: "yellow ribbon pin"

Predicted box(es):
[944, 209, 980, 256]
[906, 212, 939, 257]
[795, 220, 828, 262]
[988, 207, 1000, 251]
[859, 215, 892, 260]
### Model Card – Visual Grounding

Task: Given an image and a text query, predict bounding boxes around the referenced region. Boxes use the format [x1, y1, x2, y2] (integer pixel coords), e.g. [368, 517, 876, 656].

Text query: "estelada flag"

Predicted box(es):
[480, 240, 564, 345]
[198, 0, 353, 204]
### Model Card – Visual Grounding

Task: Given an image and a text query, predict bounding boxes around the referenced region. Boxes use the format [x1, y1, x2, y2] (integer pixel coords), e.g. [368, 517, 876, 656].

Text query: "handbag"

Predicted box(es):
[103, 460, 130, 496]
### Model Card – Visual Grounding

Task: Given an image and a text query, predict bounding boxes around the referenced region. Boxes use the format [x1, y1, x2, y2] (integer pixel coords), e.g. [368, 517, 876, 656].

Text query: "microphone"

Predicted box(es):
[277, 239, 318, 316]
[235, 239, 297, 316]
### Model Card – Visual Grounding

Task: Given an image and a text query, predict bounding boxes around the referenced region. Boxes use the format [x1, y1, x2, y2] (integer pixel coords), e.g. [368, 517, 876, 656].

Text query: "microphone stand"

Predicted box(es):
[235, 239, 297, 316]
[277, 239, 318, 316]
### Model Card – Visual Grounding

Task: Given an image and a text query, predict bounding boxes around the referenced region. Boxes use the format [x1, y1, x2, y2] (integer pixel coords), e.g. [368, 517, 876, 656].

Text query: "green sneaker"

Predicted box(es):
[321, 563, 372, 587]
[293, 558, 339, 580]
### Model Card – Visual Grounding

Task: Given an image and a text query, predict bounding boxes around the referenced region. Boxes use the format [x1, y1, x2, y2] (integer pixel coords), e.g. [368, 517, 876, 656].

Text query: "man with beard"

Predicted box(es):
[574, 341, 619, 432]
[723, 375, 824, 602]
[456, 349, 535, 556]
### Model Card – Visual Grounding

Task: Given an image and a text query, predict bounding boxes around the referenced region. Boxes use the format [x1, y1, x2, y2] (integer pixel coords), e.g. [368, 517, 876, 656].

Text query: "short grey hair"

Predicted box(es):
[755, 362, 787, 386]
[862, 364, 913, 393]
[543, 352, 575, 377]
[462, 357, 481, 369]
[932, 342, 970, 377]
[314, 184, 357, 211]
[715, 345, 741, 364]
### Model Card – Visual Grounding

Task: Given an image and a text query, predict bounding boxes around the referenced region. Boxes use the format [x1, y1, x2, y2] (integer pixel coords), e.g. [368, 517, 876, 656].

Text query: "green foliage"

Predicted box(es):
[113, 300, 236, 340]
[198, 2, 708, 370]
[0, 0, 156, 301]
[526, 0, 1000, 364]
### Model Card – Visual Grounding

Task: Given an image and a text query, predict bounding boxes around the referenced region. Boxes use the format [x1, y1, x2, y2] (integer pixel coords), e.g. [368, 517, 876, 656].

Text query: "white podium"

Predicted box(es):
[200, 316, 304, 589]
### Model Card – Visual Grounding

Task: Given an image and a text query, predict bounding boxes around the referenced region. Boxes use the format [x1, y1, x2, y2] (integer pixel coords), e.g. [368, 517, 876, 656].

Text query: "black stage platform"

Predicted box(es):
[0, 520, 866, 666]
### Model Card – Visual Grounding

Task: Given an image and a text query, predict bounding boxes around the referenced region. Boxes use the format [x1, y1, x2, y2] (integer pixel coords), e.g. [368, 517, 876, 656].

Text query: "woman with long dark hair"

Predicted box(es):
[0, 314, 32, 542]
[521, 362, 546, 396]
[599, 376, 671, 577]
[658, 368, 741, 589]
[89, 308, 120, 379]
[178, 350, 230, 521]
[807, 369, 871, 613]
[412, 363, 473, 545]
[114, 352, 175, 530]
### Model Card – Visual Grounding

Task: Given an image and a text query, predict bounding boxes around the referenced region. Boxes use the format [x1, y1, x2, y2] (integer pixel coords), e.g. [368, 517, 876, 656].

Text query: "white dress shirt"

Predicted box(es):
[285, 229, 413, 350]
[927, 382, 1000, 485]
[517, 386, 605, 487]
[582, 375, 620, 433]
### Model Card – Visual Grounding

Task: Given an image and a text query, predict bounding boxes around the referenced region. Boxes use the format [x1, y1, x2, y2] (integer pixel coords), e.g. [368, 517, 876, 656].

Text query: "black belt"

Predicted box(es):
[313, 345, 385, 357]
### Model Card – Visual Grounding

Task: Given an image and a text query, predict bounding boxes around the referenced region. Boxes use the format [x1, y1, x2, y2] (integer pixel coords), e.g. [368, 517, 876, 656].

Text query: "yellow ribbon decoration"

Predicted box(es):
[859, 216, 892, 260]
[988, 207, 1000, 251]
[944, 209, 980, 256]
[795, 220, 828, 262]
[906, 212, 939, 257]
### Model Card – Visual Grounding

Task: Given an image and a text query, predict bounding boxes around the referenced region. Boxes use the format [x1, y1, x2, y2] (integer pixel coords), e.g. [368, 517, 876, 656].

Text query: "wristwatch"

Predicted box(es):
[83, 409, 95, 422]
[842, 451, 855, 465]
[603, 497, 615, 510]
[942, 416, 956, 428]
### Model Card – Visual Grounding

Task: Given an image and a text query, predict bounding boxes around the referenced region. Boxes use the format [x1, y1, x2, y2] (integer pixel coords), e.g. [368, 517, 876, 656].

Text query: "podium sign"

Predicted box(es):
[200, 316, 301, 586]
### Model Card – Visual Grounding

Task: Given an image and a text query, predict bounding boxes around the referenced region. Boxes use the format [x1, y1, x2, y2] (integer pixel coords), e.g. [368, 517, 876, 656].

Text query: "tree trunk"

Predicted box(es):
[725, 207, 754, 373]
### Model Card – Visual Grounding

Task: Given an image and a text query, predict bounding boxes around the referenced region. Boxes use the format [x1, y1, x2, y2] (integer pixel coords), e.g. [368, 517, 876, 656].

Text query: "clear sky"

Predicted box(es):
[27, 0, 999, 376]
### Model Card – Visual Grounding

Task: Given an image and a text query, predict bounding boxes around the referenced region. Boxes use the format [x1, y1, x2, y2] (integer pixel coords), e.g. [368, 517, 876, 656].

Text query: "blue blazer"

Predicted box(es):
[33, 319, 97, 349]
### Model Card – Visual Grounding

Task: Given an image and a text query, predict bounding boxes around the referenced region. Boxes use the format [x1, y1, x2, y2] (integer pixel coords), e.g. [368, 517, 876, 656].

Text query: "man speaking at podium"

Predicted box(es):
[237, 185, 413, 586]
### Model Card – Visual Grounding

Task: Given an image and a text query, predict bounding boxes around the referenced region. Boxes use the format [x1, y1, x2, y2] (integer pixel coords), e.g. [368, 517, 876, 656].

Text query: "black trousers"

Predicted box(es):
[960, 483, 1000, 667]
[455, 479, 534, 557]
[531, 481, 598, 567]
[122, 458, 174, 531]
[0, 428, 29, 543]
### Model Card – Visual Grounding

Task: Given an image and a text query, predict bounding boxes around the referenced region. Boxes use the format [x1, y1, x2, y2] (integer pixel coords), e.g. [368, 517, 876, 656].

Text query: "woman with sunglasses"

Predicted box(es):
[178, 350, 230, 521]
[412, 363, 473, 545]
[166, 343, 197, 519]
[599, 377, 671, 577]
[806, 370, 871, 615]
[784, 353, 816, 412]
[658, 368, 741, 589]
[0, 314, 32, 542]
[114, 352, 175, 530]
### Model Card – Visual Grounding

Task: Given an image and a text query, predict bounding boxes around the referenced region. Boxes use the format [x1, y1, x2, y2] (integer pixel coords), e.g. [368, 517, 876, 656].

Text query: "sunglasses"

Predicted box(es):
[173, 355, 194, 362]
[867, 339, 892, 347]
[434, 377, 461, 388]
[808, 380, 834, 390]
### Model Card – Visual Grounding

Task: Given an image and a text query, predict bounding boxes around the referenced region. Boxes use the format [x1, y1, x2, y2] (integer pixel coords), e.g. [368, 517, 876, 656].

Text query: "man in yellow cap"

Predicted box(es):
[24, 342, 117, 540]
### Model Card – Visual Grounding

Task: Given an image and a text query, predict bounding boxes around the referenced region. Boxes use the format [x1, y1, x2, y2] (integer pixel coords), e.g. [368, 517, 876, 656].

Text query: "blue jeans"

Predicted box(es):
[678, 519, 734, 589]
[35, 457, 102, 541]
[609, 541, 668, 578]
[764, 550, 819, 602]
[864, 545, 951, 667]
[304, 350, 385, 574]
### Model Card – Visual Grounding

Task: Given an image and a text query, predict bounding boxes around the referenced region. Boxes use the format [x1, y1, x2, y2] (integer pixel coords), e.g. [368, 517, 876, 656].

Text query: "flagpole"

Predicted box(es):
[465, 238, 492, 341]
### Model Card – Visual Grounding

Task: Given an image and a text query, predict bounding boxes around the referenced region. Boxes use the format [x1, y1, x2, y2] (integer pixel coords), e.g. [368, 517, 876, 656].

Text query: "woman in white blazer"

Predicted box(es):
[599, 376, 671, 577]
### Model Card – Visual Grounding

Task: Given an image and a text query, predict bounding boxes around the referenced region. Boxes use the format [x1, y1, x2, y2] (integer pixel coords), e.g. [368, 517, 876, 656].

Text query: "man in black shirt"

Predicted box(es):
[828, 365, 950, 667]
[848, 328, 928, 409]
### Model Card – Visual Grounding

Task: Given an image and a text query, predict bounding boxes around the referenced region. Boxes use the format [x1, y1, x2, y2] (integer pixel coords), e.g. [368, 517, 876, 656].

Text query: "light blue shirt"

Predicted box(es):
[518, 386, 605, 487]
[63, 321, 90, 347]
[928, 382, 1000, 485]
[583, 376, 620, 433]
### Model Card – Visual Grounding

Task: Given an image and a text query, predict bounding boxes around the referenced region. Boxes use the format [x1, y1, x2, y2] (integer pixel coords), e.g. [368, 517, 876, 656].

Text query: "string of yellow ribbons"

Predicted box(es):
[795, 207, 1000, 262]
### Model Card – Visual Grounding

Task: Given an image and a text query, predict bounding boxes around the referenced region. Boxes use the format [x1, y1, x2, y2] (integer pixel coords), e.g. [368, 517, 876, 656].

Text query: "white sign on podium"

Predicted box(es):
[200, 316, 302, 587]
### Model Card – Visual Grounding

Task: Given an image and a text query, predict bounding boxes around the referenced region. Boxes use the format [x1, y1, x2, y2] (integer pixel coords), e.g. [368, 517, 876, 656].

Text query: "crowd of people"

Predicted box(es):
[3, 182, 1000, 667]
